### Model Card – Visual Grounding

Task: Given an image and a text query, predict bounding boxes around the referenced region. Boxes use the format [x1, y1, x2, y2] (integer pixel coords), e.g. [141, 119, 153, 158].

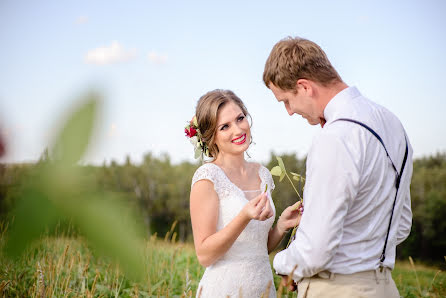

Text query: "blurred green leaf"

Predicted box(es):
[4, 93, 148, 283]
[71, 193, 146, 282]
[52, 95, 98, 165]
[4, 179, 61, 258]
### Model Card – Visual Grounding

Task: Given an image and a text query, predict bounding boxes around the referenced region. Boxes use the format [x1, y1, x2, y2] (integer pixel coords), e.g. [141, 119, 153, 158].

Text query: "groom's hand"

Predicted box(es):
[280, 274, 297, 292]
[277, 201, 303, 235]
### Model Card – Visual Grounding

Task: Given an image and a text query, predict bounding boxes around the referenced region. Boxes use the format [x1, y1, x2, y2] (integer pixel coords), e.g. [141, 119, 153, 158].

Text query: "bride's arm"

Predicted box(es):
[190, 180, 271, 267]
[267, 224, 287, 253]
[267, 201, 302, 253]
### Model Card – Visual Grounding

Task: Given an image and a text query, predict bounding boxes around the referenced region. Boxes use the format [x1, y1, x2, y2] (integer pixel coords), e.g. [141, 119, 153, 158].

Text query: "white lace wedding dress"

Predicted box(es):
[191, 163, 276, 298]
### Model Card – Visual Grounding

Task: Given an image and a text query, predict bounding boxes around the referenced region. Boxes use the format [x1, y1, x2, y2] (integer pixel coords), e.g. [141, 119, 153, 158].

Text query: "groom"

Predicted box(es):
[263, 37, 413, 297]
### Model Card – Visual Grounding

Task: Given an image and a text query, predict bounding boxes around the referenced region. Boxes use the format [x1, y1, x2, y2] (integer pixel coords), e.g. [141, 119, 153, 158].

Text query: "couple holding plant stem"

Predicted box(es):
[187, 37, 413, 297]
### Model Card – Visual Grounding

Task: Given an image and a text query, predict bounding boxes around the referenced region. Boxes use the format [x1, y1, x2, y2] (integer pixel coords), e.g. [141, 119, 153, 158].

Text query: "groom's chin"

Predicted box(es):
[307, 119, 320, 126]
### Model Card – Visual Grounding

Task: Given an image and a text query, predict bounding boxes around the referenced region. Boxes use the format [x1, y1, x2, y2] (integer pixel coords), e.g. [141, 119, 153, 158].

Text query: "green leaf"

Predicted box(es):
[277, 156, 286, 172]
[279, 171, 285, 182]
[4, 180, 61, 258]
[4, 92, 149, 283]
[52, 94, 99, 165]
[291, 172, 301, 182]
[71, 193, 147, 282]
[270, 166, 282, 176]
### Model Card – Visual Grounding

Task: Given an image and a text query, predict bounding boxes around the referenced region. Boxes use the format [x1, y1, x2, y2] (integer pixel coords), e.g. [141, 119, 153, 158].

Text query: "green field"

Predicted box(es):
[1, 232, 444, 298]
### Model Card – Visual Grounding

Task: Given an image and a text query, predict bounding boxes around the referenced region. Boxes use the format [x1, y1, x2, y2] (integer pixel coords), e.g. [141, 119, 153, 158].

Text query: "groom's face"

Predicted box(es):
[269, 83, 320, 126]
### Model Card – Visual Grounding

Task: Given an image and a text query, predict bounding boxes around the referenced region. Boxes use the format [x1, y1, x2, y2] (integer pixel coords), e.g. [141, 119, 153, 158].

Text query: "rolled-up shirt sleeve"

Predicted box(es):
[273, 130, 360, 281]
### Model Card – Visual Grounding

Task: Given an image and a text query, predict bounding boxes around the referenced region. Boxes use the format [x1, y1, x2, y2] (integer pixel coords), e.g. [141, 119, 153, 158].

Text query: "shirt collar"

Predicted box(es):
[323, 86, 361, 125]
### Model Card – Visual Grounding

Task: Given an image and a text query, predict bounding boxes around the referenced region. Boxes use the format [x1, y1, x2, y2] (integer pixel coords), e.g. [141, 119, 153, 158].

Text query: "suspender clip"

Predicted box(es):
[379, 253, 385, 263]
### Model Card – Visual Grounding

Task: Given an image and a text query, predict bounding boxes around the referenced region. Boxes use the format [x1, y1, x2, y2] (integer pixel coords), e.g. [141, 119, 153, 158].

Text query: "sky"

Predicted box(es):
[1, 0, 445, 165]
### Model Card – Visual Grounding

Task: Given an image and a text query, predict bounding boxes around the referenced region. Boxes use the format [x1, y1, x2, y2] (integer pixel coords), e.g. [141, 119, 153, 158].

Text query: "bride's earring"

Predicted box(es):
[245, 134, 255, 159]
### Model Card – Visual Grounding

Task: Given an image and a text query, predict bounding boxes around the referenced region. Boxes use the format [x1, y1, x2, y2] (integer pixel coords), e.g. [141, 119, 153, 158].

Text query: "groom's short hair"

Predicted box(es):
[263, 37, 342, 91]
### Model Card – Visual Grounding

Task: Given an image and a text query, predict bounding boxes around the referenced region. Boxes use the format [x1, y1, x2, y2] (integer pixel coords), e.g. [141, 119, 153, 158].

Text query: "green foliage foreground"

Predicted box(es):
[2, 94, 150, 285]
[1, 227, 445, 297]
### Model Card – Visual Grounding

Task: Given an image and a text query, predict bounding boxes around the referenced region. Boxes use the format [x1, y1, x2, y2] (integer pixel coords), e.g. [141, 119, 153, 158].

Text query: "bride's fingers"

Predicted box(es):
[265, 200, 274, 218]
[253, 195, 267, 218]
[259, 199, 272, 220]
[255, 193, 268, 208]
[250, 196, 265, 219]
[267, 209, 274, 219]
[251, 193, 264, 205]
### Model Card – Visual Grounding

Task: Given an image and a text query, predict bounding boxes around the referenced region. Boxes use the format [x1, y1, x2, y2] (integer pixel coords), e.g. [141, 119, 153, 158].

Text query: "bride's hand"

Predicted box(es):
[241, 192, 274, 221]
[277, 201, 303, 235]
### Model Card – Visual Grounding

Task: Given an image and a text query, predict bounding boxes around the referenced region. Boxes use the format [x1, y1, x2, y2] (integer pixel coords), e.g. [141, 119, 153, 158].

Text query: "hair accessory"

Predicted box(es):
[185, 116, 210, 159]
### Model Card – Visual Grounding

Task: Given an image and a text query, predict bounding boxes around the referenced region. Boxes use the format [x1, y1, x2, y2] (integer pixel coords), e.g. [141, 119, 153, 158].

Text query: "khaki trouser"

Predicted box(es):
[297, 268, 400, 298]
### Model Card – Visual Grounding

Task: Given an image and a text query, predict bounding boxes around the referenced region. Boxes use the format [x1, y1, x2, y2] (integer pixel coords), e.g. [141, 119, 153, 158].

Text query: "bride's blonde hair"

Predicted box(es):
[195, 89, 251, 159]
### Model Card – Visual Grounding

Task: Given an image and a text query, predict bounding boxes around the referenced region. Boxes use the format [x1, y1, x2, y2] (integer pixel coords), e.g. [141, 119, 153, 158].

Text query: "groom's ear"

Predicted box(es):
[296, 79, 312, 95]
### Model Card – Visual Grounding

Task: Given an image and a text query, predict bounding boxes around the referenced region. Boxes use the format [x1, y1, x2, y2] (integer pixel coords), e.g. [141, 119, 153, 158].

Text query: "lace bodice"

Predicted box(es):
[191, 162, 276, 297]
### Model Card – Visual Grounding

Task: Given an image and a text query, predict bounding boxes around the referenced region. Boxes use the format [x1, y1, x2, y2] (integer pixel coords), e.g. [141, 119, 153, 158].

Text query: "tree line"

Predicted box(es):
[1, 151, 445, 263]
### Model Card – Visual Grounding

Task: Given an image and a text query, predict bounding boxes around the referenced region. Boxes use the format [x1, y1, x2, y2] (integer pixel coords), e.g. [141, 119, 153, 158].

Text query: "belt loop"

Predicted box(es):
[385, 267, 390, 284]
[374, 269, 380, 284]
[329, 272, 335, 280]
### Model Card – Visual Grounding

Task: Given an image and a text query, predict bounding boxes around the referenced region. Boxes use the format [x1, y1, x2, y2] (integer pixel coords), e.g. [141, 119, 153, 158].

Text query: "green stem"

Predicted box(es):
[285, 172, 303, 202]
[284, 170, 303, 248]
[286, 226, 297, 248]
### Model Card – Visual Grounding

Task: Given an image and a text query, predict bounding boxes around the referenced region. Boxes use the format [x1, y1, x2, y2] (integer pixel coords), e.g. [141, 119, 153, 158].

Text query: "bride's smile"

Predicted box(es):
[231, 134, 246, 145]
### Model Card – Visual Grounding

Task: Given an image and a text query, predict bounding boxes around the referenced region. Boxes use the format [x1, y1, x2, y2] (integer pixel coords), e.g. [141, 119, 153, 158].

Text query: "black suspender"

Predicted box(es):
[334, 118, 409, 266]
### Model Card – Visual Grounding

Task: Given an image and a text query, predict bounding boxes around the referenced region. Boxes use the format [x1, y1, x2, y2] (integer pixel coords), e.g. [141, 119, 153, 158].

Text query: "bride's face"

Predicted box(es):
[214, 101, 251, 156]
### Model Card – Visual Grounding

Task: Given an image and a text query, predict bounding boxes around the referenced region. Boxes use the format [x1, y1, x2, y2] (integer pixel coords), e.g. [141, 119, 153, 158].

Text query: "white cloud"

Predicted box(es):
[75, 16, 89, 25]
[147, 51, 168, 64]
[85, 41, 137, 65]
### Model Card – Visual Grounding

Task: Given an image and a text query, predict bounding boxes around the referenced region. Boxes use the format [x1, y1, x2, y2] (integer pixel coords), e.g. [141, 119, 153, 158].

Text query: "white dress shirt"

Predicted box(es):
[273, 86, 413, 281]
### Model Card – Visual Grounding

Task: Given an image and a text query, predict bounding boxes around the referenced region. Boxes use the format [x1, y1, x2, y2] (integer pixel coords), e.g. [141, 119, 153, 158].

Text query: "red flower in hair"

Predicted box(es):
[185, 126, 197, 138]
[184, 115, 209, 158]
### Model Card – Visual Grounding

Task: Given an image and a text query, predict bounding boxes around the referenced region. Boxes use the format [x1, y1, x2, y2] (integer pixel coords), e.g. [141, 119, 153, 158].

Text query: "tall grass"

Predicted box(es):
[0, 221, 202, 297]
[1, 221, 445, 297]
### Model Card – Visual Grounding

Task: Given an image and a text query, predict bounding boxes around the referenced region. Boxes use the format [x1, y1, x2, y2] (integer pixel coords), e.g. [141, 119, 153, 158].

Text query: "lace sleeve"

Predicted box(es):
[267, 167, 275, 191]
[259, 165, 275, 192]
[191, 163, 217, 189]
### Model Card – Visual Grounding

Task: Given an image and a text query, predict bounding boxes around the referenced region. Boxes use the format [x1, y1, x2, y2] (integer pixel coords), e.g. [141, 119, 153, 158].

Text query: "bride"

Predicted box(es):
[186, 89, 302, 297]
